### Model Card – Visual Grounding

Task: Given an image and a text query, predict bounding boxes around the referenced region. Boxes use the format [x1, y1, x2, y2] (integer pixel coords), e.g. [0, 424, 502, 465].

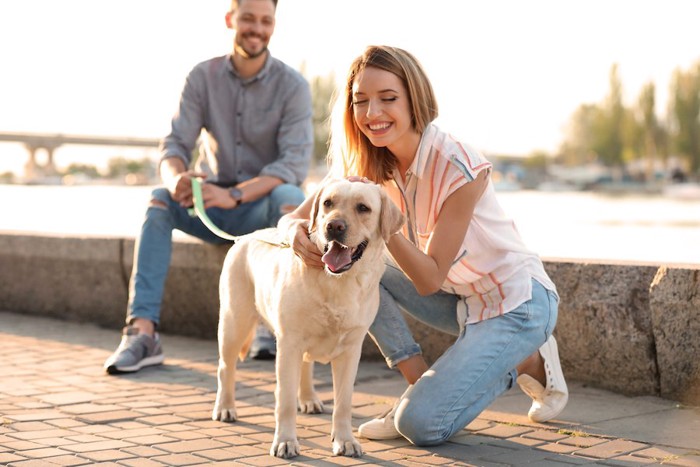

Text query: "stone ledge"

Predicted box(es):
[0, 232, 698, 405]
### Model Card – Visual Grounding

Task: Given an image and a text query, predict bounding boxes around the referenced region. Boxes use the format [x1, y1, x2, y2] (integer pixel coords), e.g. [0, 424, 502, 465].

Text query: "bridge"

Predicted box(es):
[0, 131, 161, 179]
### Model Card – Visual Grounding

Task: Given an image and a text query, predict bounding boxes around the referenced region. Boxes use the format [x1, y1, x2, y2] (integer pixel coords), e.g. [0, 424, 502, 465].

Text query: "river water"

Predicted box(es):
[1, 184, 698, 266]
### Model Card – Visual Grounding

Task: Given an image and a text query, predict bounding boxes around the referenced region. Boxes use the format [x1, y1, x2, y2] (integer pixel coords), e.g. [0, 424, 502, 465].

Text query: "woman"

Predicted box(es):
[279, 45, 567, 446]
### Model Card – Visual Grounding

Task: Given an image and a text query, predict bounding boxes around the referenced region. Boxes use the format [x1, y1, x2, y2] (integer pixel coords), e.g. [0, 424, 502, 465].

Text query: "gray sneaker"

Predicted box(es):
[104, 326, 164, 374]
[249, 324, 276, 360]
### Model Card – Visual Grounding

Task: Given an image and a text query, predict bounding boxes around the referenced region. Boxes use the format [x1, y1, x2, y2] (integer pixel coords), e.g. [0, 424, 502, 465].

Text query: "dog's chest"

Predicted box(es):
[292, 303, 373, 364]
[301, 330, 361, 364]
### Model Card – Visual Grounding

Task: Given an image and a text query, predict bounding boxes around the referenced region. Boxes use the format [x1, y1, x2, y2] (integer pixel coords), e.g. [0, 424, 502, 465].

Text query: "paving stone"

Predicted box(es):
[78, 449, 135, 462]
[99, 427, 164, 440]
[62, 440, 135, 453]
[574, 439, 649, 458]
[154, 438, 230, 454]
[123, 435, 179, 445]
[40, 454, 93, 466]
[667, 455, 700, 467]
[605, 454, 658, 465]
[557, 433, 609, 448]
[0, 452, 26, 463]
[478, 424, 534, 439]
[13, 447, 73, 459]
[150, 453, 208, 466]
[76, 410, 141, 423]
[40, 392, 101, 406]
[119, 459, 168, 467]
[122, 446, 170, 458]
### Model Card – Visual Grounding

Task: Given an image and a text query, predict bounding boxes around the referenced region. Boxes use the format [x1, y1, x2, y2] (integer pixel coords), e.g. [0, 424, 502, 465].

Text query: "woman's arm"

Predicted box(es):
[387, 169, 489, 295]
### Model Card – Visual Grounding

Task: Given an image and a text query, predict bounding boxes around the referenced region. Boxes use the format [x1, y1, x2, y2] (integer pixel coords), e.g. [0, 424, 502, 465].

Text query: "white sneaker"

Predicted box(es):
[358, 400, 401, 440]
[517, 335, 569, 422]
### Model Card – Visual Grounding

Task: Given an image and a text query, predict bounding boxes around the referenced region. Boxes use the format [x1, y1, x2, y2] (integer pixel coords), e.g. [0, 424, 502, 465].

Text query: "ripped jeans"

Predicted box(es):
[126, 184, 305, 326]
[368, 263, 559, 446]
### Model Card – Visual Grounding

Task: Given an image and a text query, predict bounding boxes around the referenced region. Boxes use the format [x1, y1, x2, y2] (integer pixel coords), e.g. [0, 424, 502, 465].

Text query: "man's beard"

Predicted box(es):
[235, 34, 269, 59]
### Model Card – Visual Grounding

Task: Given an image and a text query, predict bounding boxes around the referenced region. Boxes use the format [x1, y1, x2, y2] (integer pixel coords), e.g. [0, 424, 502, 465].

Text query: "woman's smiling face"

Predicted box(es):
[352, 66, 414, 153]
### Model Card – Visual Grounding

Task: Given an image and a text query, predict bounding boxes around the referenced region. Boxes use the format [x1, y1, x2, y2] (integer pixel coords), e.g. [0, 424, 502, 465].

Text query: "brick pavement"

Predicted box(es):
[1, 311, 699, 466]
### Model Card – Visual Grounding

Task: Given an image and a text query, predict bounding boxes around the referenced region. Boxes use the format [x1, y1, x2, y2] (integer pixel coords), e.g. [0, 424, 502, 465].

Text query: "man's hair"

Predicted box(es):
[329, 45, 438, 183]
[231, 0, 278, 10]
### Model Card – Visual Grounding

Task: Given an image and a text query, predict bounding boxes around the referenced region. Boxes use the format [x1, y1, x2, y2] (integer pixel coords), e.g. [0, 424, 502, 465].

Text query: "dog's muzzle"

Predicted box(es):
[321, 239, 368, 275]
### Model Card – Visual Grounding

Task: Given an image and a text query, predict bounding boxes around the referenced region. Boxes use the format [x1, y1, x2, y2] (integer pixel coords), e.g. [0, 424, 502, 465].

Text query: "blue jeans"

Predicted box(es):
[126, 184, 305, 326]
[368, 263, 559, 446]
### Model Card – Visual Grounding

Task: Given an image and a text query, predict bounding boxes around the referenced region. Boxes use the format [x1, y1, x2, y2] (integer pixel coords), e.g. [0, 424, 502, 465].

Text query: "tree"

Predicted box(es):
[63, 163, 100, 178]
[560, 65, 627, 167]
[106, 157, 155, 179]
[594, 64, 626, 166]
[560, 103, 601, 166]
[669, 62, 700, 174]
[633, 82, 669, 180]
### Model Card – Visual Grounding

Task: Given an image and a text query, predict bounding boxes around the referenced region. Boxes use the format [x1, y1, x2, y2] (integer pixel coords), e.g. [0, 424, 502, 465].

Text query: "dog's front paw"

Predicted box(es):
[212, 404, 237, 423]
[270, 436, 300, 458]
[332, 436, 363, 457]
[298, 394, 324, 414]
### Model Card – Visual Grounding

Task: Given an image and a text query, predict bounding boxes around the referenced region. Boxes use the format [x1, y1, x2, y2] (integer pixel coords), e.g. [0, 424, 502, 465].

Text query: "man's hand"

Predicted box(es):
[166, 171, 207, 208]
[200, 183, 240, 209]
[159, 158, 206, 208]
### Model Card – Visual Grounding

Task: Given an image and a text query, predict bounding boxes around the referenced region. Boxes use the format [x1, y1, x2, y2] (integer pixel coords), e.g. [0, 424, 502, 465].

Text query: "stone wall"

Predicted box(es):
[1, 232, 698, 405]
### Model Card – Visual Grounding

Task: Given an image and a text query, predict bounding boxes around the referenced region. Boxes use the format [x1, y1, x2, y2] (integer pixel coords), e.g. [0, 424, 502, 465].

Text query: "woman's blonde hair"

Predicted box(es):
[328, 45, 438, 183]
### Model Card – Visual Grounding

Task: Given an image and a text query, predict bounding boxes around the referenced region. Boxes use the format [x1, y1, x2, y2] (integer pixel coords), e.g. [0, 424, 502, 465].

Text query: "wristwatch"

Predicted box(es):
[229, 187, 243, 207]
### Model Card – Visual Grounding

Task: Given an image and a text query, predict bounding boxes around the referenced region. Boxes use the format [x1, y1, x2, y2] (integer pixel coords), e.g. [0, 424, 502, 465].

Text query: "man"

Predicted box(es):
[104, 0, 313, 374]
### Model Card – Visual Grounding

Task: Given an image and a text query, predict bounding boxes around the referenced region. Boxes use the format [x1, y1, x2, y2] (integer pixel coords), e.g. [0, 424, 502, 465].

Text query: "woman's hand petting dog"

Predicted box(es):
[287, 218, 324, 268]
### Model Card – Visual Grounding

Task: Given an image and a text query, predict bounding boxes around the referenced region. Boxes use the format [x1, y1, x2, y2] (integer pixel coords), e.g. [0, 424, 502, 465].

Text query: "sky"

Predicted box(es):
[1, 0, 699, 174]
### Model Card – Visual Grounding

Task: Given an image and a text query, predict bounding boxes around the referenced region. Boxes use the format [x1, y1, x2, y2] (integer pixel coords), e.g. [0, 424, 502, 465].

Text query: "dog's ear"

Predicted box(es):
[309, 184, 326, 233]
[379, 188, 405, 242]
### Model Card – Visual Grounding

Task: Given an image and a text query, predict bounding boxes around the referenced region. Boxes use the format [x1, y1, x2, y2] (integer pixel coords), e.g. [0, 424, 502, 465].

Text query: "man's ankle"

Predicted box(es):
[130, 319, 155, 337]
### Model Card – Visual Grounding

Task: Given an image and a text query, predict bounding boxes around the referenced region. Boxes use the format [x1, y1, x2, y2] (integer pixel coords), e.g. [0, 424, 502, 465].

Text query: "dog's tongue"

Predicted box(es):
[322, 241, 352, 272]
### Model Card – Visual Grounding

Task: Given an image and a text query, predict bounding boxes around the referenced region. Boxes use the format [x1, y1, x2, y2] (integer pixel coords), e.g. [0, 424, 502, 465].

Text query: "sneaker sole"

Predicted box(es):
[357, 429, 402, 440]
[106, 354, 165, 374]
[250, 349, 276, 360]
[528, 392, 569, 423]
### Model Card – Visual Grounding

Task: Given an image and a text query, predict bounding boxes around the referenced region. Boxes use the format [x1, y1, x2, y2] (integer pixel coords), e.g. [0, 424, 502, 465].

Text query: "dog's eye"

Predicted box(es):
[323, 199, 332, 208]
[357, 203, 370, 213]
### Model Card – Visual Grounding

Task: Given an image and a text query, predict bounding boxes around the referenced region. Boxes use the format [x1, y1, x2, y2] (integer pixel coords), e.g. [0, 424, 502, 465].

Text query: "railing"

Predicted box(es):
[0, 131, 160, 149]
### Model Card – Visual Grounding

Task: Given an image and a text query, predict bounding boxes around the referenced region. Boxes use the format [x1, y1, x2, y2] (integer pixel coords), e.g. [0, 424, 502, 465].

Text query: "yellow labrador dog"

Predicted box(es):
[212, 178, 404, 458]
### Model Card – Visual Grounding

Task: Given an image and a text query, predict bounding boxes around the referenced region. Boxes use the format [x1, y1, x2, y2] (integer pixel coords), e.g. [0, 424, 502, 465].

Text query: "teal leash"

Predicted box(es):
[188, 178, 290, 247]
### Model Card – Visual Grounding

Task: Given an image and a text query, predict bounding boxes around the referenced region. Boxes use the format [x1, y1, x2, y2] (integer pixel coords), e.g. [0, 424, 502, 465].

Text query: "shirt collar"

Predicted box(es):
[225, 52, 272, 84]
[396, 123, 438, 180]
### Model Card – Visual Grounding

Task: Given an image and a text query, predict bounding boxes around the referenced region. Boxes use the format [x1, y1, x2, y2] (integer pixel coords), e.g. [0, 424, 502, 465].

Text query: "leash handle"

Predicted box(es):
[190, 177, 240, 242]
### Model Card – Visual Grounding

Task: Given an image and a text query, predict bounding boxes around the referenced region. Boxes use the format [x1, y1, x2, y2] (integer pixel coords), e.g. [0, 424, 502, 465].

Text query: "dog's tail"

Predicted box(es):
[238, 325, 256, 362]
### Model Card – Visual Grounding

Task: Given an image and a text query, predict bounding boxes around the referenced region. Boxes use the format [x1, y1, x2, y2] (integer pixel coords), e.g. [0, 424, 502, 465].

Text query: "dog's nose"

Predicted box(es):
[326, 219, 346, 240]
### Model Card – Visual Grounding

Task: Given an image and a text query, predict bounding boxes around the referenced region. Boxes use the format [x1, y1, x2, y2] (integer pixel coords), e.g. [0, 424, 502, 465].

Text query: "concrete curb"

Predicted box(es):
[1, 232, 699, 405]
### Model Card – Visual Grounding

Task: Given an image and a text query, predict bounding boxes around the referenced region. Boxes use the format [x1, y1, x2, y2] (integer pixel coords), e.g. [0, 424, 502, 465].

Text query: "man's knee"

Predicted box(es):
[149, 187, 172, 210]
[269, 184, 305, 218]
[270, 184, 305, 206]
